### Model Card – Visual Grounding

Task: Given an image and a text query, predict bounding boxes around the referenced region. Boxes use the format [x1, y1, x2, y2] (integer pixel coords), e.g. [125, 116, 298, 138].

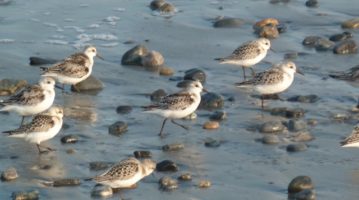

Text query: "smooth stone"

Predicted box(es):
[289, 189, 316, 200]
[288, 120, 307, 132]
[53, 178, 81, 187]
[341, 18, 359, 29]
[159, 176, 178, 191]
[302, 36, 322, 47]
[203, 121, 220, 129]
[333, 39, 358, 54]
[260, 121, 285, 134]
[121, 45, 149, 66]
[133, 150, 152, 158]
[329, 31, 352, 42]
[0, 79, 27, 96]
[60, 135, 78, 144]
[332, 113, 350, 122]
[289, 131, 315, 142]
[204, 138, 221, 147]
[200, 92, 224, 110]
[287, 95, 319, 103]
[269, 0, 290, 4]
[156, 160, 179, 172]
[257, 25, 279, 39]
[149, 0, 165, 10]
[71, 75, 104, 92]
[286, 143, 308, 152]
[159, 66, 174, 76]
[1, 167, 18, 181]
[253, 18, 279, 30]
[158, 2, 176, 14]
[305, 0, 318, 8]
[108, 121, 128, 136]
[277, 23, 287, 33]
[286, 108, 305, 118]
[29, 57, 58, 65]
[184, 68, 206, 83]
[150, 89, 166, 102]
[314, 38, 335, 51]
[91, 184, 113, 198]
[141, 50, 164, 71]
[89, 162, 114, 171]
[213, 17, 245, 28]
[116, 105, 132, 114]
[178, 173, 192, 181]
[198, 180, 211, 188]
[162, 143, 184, 152]
[12, 190, 39, 200]
[209, 111, 227, 121]
[288, 176, 314, 194]
[261, 135, 280, 145]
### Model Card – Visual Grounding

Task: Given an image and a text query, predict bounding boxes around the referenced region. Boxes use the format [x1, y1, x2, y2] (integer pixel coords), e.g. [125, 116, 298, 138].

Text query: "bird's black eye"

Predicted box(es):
[92, 49, 96, 52]
[289, 65, 294, 69]
[47, 81, 51, 84]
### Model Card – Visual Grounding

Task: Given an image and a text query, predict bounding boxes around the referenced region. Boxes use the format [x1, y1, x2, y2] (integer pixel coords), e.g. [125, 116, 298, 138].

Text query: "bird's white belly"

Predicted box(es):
[254, 78, 293, 95]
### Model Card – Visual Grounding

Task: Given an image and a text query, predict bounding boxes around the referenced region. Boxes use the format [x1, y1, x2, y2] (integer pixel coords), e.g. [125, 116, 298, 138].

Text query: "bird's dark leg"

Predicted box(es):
[37, 144, 56, 154]
[159, 118, 168, 137]
[261, 95, 264, 109]
[20, 116, 25, 126]
[250, 67, 256, 77]
[171, 119, 189, 131]
[242, 66, 246, 80]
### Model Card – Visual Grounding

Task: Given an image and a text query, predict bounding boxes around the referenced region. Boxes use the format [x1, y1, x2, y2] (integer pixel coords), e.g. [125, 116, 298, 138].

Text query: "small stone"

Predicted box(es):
[183, 112, 197, 120]
[134, 151, 152, 158]
[121, 45, 149, 66]
[66, 148, 76, 154]
[306, 119, 318, 126]
[286, 108, 305, 118]
[200, 92, 224, 110]
[89, 162, 114, 171]
[150, 89, 166, 102]
[289, 131, 315, 142]
[108, 121, 128, 136]
[158, 2, 176, 14]
[332, 113, 350, 122]
[284, 52, 299, 60]
[314, 38, 335, 51]
[159, 66, 174, 76]
[287, 95, 319, 103]
[162, 143, 184, 151]
[91, 184, 113, 198]
[333, 39, 358, 54]
[11, 190, 39, 200]
[329, 31, 352, 42]
[288, 176, 314, 194]
[257, 25, 279, 39]
[305, 0, 318, 8]
[141, 50, 164, 71]
[178, 173, 192, 181]
[0, 79, 27, 96]
[253, 18, 279, 31]
[29, 57, 58, 66]
[198, 180, 211, 188]
[184, 68, 206, 84]
[287, 119, 307, 132]
[71, 75, 104, 92]
[60, 135, 78, 144]
[290, 189, 316, 200]
[156, 160, 179, 172]
[1, 167, 18, 181]
[261, 135, 280, 145]
[209, 111, 227, 121]
[204, 138, 221, 147]
[116, 105, 132, 114]
[277, 23, 287, 33]
[53, 178, 81, 187]
[203, 121, 220, 129]
[213, 17, 245, 28]
[260, 121, 286, 134]
[302, 36, 322, 47]
[149, 0, 165, 10]
[286, 143, 308, 152]
[341, 18, 359, 29]
[159, 176, 178, 191]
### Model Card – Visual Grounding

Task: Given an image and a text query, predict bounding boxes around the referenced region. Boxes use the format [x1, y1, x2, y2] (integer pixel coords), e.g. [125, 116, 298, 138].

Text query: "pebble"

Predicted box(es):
[329, 31, 352, 42]
[91, 184, 113, 198]
[141, 50, 164, 71]
[184, 68, 206, 84]
[341, 18, 359, 29]
[261, 135, 280, 145]
[60, 135, 78, 144]
[121, 45, 149, 66]
[277, 23, 287, 33]
[198, 180, 211, 188]
[286, 108, 305, 119]
[29, 57, 57, 65]
[159, 176, 178, 191]
[305, 0, 318, 8]
[159, 66, 174, 76]
[288, 176, 314, 194]
[11, 190, 39, 200]
[156, 160, 179, 172]
[53, 178, 81, 187]
[134, 150, 152, 158]
[204, 138, 221, 147]
[287, 95, 319, 103]
[1, 167, 18, 181]
[332, 113, 350, 122]
[183, 112, 197, 120]
[203, 121, 220, 130]
[200, 92, 224, 110]
[149, 0, 165, 10]
[286, 143, 308, 152]
[290, 189, 316, 200]
[213, 17, 245, 28]
[257, 25, 279, 39]
[253, 18, 279, 30]
[116, 105, 132, 114]
[178, 173, 192, 181]
[108, 121, 128, 136]
[162, 143, 184, 151]
[150, 89, 166, 102]
[89, 162, 114, 171]
[209, 111, 227, 121]
[302, 36, 322, 47]
[260, 121, 286, 134]
[71, 75, 104, 92]
[0, 79, 27, 96]
[314, 38, 334, 51]
[307, 119, 318, 126]
[158, 2, 176, 14]
[287, 119, 307, 132]
[289, 131, 315, 142]
[333, 39, 358, 54]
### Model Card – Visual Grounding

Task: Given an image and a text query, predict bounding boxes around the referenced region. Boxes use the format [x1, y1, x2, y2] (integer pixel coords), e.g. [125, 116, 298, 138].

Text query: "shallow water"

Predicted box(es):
[1, 0, 359, 199]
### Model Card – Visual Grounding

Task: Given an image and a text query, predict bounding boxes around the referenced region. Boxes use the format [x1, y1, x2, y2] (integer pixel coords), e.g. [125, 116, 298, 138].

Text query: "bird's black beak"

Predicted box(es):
[296, 68, 304, 75]
[96, 54, 104, 60]
[202, 88, 208, 93]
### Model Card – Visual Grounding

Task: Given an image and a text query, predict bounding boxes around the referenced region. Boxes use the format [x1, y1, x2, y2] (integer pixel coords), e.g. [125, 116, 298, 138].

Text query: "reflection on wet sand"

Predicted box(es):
[61, 93, 97, 123]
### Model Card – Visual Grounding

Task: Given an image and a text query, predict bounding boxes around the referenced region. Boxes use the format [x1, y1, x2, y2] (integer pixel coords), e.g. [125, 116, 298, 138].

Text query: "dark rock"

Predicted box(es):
[287, 120, 307, 132]
[290, 189, 316, 200]
[209, 110, 227, 121]
[0, 79, 27, 96]
[156, 160, 179, 172]
[200, 92, 224, 110]
[277, 23, 287, 33]
[286, 143, 308, 152]
[269, 0, 290, 4]
[60, 135, 78, 144]
[1, 167, 18, 181]
[287, 95, 319, 103]
[184, 68, 206, 84]
[178, 173, 192, 181]
[53, 178, 81, 187]
[260, 121, 286, 134]
[315, 38, 335, 51]
[198, 180, 212, 188]
[213, 18, 245, 28]
[159, 176, 178, 191]
[121, 45, 149, 66]
[11, 190, 39, 200]
[289, 131, 315, 142]
[91, 184, 113, 198]
[286, 108, 305, 118]
[333, 39, 358, 54]
[288, 176, 314, 194]
[261, 135, 280, 145]
[204, 138, 221, 147]
[329, 31, 352, 42]
[305, 0, 318, 8]
[134, 151, 152, 159]
[302, 36, 322, 47]
[149, 0, 165, 10]
[116, 105, 132, 114]
[89, 162, 114, 171]
[108, 121, 128, 136]
[150, 89, 166, 102]
[29, 57, 58, 66]
[71, 75, 104, 92]
[341, 18, 359, 29]
[162, 143, 184, 151]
